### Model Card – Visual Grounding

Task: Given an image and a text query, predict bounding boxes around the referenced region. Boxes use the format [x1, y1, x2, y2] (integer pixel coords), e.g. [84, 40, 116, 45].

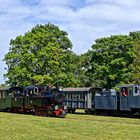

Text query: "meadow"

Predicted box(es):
[0, 110, 140, 140]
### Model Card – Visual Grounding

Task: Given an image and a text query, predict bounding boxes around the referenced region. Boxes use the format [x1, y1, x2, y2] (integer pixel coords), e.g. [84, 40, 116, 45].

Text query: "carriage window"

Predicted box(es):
[67, 93, 72, 99]
[135, 87, 138, 93]
[2, 91, 6, 98]
[133, 86, 139, 96]
[72, 94, 75, 99]
[121, 87, 128, 96]
[78, 95, 80, 99]
[66, 94, 68, 98]
[76, 94, 79, 99]
[73, 94, 76, 99]
[12, 91, 16, 97]
[75, 94, 78, 99]
[80, 94, 84, 99]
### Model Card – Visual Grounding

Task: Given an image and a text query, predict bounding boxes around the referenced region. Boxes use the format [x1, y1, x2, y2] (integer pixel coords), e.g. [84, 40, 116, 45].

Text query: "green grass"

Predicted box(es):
[0, 110, 140, 140]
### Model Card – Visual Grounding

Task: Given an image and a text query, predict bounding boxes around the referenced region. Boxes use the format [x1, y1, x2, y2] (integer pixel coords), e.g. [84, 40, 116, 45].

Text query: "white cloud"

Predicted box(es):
[0, 0, 140, 83]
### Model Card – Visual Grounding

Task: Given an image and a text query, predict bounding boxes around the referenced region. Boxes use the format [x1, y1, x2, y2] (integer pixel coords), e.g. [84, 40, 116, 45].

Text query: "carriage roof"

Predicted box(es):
[62, 87, 102, 92]
[0, 87, 23, 91]
[0, 87, 10, 91]
[117, 84, 140, 88]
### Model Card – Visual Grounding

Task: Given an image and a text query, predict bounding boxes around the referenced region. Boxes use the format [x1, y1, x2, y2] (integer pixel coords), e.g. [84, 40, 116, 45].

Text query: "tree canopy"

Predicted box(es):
[86, 35, 136, 88]
[3, 24, 140, 88]
[129, 31, 140, 84]
[4, 23, 80, 87]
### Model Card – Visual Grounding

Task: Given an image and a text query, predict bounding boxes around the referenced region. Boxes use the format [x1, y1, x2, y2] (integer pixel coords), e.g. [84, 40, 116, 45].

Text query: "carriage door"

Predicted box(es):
[88, 91, 92, 109]
[24, 89, 30, 108]
[6, 91, 12, 108]
[85, 91, 91, 109]
[91, 88, 102, 108]
[130, 86, 140, 108]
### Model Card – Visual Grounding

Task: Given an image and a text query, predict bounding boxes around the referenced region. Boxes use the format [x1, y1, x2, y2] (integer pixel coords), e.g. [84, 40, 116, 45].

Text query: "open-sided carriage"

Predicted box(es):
[63, 87, 102, 113]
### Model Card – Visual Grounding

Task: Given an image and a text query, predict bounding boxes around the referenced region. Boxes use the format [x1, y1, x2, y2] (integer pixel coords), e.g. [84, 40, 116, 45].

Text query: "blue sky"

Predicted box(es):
[0, 0, 140, 83]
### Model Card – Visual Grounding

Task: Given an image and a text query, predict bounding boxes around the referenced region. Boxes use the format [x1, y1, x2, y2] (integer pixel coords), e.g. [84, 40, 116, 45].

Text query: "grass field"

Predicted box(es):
[0, 110, 140, 140]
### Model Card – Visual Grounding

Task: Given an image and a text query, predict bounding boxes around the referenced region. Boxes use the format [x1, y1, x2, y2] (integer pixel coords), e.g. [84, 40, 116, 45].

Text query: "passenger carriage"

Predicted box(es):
[0, 87, 24, 112]
[63, 87, 102, 113]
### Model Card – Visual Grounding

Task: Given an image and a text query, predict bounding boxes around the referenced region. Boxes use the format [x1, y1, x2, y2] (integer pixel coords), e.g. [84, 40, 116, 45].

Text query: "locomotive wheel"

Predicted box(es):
[35, 109, 41, 116]
[48, 110, 53, 117]
[11, 108, 19, 113]
[40, 111, 47, 117]
[35, 109, 49, 117]
[68, 109, 71, 113]
[68, 109, 75, 113]
[44, 112, 48, 117]
[38, 111, 44, 116]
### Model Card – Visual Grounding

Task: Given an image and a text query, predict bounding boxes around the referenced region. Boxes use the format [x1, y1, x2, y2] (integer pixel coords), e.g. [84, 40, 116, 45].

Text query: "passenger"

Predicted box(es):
[122, 88, 128, 96]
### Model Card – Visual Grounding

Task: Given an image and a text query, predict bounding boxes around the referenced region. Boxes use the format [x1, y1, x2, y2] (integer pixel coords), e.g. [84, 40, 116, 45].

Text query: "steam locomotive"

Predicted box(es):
[0, 85, 67, 118]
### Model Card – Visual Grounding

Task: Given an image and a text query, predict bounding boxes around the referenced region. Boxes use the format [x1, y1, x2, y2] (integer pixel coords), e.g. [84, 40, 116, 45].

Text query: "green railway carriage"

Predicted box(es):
[0, 87, 24, 111]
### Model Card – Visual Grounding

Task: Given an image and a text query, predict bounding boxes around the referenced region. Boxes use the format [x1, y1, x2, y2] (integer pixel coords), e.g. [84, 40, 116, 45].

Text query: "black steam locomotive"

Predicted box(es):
[0, 85, 67, 118]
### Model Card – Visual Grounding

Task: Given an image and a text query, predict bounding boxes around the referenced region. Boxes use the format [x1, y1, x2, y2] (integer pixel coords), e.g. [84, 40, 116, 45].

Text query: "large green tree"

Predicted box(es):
[87, 35, 136, 88]
[4, 23, 80, 87]
[129, 31, 140, 84]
